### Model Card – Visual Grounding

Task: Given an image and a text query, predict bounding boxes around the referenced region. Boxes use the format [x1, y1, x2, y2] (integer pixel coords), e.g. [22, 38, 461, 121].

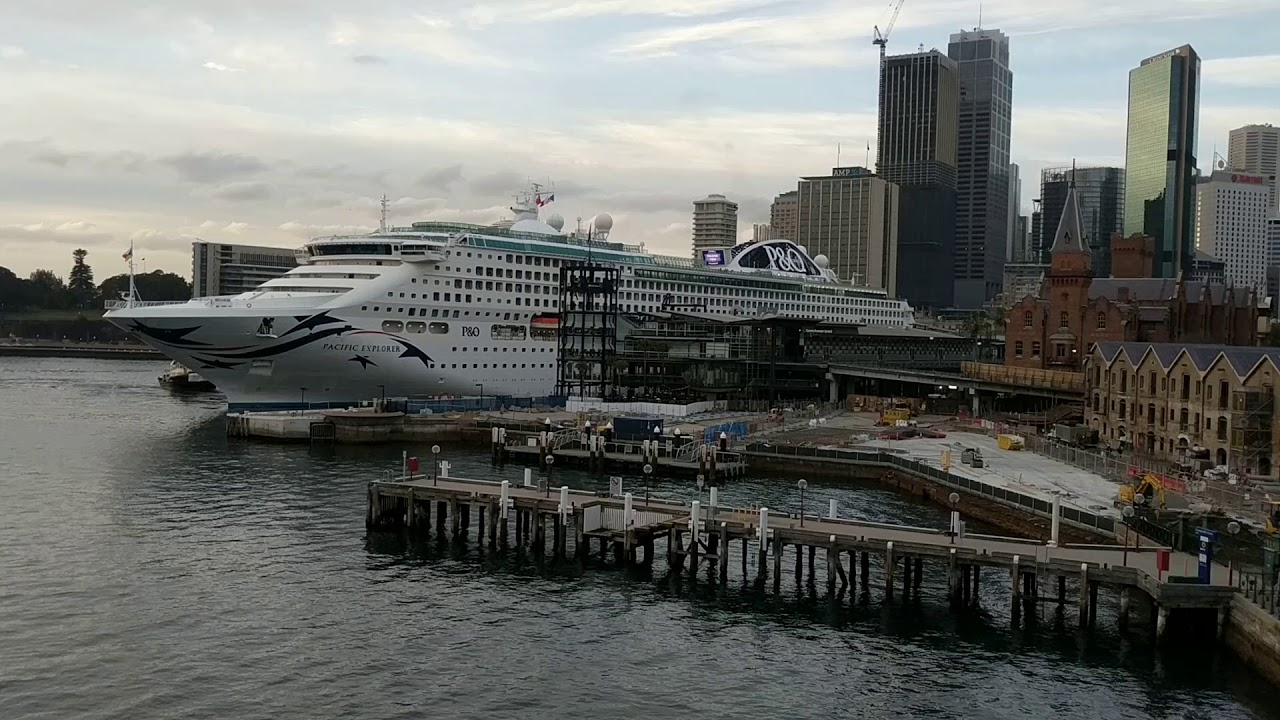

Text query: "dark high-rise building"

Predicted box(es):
[948, 28, 1013, 308]
[1038, 166, 1125, 275]
[1123, 44, 1201, 279]
[876, 49, 958, 311]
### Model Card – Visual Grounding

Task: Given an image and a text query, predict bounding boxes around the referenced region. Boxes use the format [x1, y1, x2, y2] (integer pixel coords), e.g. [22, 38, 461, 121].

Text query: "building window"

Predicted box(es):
[1023, 310, 1033, 328]
[1031, 341, 1041, 358]
[1059, 311, 1069, 329]
[1014, 340, 1023, 358]
[1097, 312, 1106, 330]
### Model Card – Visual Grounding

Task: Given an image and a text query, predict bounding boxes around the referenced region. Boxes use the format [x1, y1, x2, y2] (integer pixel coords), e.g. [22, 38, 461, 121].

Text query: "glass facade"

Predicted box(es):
[1039, 166, 1125, 274]
[1123, 45, 1200, 279]
[948, 29, 1014, 308]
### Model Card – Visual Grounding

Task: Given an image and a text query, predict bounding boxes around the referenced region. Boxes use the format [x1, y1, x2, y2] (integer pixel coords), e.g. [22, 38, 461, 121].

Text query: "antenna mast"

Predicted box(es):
[379, 194, 389, 233]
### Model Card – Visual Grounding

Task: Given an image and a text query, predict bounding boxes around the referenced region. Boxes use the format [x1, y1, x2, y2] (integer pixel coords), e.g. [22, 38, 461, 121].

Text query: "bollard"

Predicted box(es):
[500, 481, 510, 519]
[524, 467, 533, 488]
[1049, 494, 1061, 547]
[439, 460, 451, 479]
[758, 507, 770, 580]
[828, 499, 838, 519]
[689, 500, 701, 570]
[559, 486, 569, 518]
[1078, 563, 1089, 628]
[623, 492, 634, 561]
[885, 541, 896, 598]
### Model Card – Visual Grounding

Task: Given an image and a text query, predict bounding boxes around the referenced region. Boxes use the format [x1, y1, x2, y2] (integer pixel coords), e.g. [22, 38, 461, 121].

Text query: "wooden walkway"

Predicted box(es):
[367, 473, 1236, 640]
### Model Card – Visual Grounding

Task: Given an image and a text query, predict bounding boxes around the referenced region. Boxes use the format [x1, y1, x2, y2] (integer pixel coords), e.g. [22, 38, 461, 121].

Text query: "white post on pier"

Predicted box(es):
[491, 427, 499, 444]
[690, 500, 701, 547]
[1048, 494, 1061, 547]
[524, 467, 533, 487]
[623, 492, 634, 527]
[758, 507, 769, 542]
[439, 460, 451, 478]
[709, 486, 718, 511]
[402, 450, 408, 479]
[559, 486, 570, 519]
[500, 480, 510, 519]
[828, 499, 838, 519]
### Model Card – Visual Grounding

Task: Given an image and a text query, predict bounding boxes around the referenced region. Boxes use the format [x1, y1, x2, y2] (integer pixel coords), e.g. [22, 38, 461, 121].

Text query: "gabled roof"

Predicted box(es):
[1092, 341, 1280, 381]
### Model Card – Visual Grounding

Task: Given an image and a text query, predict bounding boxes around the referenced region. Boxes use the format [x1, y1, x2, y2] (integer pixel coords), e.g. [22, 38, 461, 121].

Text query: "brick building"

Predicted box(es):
[1004, 179, 1265, 371]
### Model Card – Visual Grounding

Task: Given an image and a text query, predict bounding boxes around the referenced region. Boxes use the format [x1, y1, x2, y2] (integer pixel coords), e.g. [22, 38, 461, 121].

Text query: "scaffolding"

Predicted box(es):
[1230, 385, 1275, 476]
[556, 264, 619, 399]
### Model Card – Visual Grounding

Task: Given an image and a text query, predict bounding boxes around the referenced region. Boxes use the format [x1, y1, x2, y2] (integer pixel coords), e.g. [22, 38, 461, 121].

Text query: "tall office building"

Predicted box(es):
[691, 194, 739, 258]
[192, 241, 298, 297]
[1269, 216, 1280, 267]
[1228, 123, 1280, 213]
[1123, 44, 1201, 279]
[795, 166, 900, 294]
[1196, 170, 1271, 289]
[751, 224, 775, 242]
[877, 49, 959, 310]
[948, 28, 1013, 308]
[770, 190, 799, 241]
[1006, 162, 1021, 262]
[1039, 166, 1125, 274]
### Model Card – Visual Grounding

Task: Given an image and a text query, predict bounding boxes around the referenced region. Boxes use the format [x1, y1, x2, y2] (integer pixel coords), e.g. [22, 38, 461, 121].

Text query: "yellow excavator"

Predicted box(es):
[1118, 474, 1166, 510]
[1266, 500, 1280, 535]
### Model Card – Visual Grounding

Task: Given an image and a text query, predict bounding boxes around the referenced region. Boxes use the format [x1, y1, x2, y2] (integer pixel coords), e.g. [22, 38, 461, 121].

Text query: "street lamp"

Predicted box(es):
[1228, 521, 1241, 585]
[1122, 505, 1135, 566]
[377, 384, 385, 408]
[798, 478, 808, 526]
[544, 455, 555, 497]
[300, 386, 308, 410]
[643, 463, 653, 505]
[476, 383, 484, 409]
[431, 444, 441, 484]
[949, 492, 960, 543]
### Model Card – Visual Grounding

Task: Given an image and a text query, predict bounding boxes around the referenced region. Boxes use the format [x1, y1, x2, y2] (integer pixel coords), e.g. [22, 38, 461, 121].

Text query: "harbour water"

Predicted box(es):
[1, 357, 1278, 719]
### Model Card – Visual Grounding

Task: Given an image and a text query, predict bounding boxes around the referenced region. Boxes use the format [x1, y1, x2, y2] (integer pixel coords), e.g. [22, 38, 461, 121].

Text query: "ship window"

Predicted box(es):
[444, 293, 450, 301]
[387, 292, 393, 297]
[407, 322, 426, 333]
[433, 292, 439, 301]
[429, 322, 449, 334]
[465, 280, 473, 289]
[398, 307, 404, 313]
[466, 295, 472, 303]
[408, 308, 416, 316]
[431, 309, 439, 317]
[361, 305, 368, 311]
[399, 292, 405, 297]
[382, 320, 404, 332]
[453, 310, 459, 318]
[411, 278, 417, 283]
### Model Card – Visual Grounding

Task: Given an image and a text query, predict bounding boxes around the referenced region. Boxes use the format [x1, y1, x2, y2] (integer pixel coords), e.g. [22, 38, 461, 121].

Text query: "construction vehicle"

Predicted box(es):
[1266, 500, 1280, 534]
[1118, 473, 1166, 510]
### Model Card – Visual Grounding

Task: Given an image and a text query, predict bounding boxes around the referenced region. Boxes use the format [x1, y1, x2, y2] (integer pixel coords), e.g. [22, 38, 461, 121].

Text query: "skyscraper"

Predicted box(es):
[1196, 170, 1271, 289]
[1123, 44, 1201, 279]
[691, 194, 738, 259]
[1007, 162, 1021, 262]
[795, 166, 899, 294]
[877, 49, 959, 310]
[948, 28, 1013, 308]
[192, 242, 298, 298]
[770, 190, 799, 241]
[1228, 123, 1280, 214]
[1039, 166, 1125, 275]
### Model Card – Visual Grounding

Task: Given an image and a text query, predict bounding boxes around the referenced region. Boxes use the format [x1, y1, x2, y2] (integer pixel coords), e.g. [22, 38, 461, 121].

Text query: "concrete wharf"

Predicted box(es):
[493, 427, 748, 480]
[367, 471, 1236, 641]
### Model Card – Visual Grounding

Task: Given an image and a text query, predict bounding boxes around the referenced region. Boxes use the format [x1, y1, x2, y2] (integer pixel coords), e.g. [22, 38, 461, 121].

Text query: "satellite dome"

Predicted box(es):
[546, 213, 565, 231]
[797, 245, 808, 256]
[813, 253, 830, 268]
[593, 213, 614, 232]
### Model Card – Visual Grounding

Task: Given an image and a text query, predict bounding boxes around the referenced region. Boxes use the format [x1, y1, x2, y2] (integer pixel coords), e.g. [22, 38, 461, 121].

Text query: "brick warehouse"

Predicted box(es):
[1004, 178, 1266, 372]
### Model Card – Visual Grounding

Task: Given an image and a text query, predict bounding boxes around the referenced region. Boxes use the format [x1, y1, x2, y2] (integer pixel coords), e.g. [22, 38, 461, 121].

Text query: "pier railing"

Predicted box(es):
[744, 443, 1117, 537]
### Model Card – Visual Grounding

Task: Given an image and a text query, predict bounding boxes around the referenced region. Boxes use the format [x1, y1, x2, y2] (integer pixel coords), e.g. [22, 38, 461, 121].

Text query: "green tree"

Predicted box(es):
[68, 248, 97, 309]
[27, 269, 71, 309]
[97, 271, 192, 303]
[961, 310, 993, 340]
[0, 266, 32, 311]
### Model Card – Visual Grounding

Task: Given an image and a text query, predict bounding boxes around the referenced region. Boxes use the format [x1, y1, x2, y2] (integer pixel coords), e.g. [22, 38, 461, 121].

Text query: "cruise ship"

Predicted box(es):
[105, 189, 915, 409]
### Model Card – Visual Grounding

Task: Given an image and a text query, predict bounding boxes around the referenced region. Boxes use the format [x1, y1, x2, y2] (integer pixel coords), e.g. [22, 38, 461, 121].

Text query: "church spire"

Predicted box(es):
[1049, 161, 1089, 259]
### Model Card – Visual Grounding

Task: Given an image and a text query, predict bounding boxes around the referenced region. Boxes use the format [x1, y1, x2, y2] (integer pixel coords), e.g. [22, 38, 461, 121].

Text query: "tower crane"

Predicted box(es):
[872, 0, 907, 63]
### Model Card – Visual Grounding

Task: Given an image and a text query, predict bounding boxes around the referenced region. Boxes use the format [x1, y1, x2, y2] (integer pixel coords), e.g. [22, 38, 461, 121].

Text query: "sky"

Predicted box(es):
[1, 0, 1279, 281]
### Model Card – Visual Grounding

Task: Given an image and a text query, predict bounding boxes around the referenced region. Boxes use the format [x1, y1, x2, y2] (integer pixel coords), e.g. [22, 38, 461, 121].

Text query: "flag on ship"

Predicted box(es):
[535, 194, 555, 207]
[122, 246, 133, 261]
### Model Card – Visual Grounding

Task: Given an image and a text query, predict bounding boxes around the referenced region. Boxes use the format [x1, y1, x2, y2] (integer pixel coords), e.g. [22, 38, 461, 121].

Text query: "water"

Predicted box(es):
[1, 357, 1277, 720]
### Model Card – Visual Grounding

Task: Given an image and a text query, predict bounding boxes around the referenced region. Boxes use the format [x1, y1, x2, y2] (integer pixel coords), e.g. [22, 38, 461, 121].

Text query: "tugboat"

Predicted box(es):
[158, 361, 217, 391]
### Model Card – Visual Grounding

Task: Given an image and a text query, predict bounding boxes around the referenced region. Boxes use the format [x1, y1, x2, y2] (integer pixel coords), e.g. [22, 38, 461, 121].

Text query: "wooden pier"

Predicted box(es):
[367, 472, 1237, 641]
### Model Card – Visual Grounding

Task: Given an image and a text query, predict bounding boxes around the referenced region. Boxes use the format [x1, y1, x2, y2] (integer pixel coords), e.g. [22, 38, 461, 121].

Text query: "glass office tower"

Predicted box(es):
[1123, 44, 1201, 279]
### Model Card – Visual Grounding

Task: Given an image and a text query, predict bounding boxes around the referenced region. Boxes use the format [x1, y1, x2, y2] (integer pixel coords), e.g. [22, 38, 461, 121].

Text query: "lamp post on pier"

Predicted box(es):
[798, 478, 808, 527]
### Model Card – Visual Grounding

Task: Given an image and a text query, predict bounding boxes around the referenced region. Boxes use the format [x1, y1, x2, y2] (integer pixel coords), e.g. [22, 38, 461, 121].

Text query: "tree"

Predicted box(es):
[961, 309, 996, 341]
[0, 266, 31, 311]
[27, 269, 71, 310]
[97, 271, 191, 303]
[68, 248, 97, 310]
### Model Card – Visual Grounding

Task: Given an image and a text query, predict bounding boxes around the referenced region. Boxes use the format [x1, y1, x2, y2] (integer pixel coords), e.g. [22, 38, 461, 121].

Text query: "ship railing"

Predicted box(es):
[104, 297, 236, 310]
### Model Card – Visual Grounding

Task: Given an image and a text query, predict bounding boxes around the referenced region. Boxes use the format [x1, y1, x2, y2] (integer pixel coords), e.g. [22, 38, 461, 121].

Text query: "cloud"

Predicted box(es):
[160, 152, 268, 183]
[206, 181, 272, 202]
[1204, 54, 1280, 87]
[326, 16, 513, 69]
[0, 221, 116, 247]
[351, 54, 388, 66]
[202, 61, 245, 73]
[469, 171, 525, 197]
[418, 164, 465, 189]
[277, 220, 371, 238]
[1, 46, 26, 61]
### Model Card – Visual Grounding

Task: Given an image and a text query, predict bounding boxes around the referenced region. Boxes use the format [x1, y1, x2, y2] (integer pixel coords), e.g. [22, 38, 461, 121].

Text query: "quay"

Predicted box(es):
[0, 341, 163, 360]
[367, 471, 1235, 641]
[494, 427, 748, 480]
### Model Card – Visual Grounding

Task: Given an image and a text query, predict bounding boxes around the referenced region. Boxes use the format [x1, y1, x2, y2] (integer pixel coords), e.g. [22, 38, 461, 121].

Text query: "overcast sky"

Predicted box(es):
[1, 0, 1278, 280]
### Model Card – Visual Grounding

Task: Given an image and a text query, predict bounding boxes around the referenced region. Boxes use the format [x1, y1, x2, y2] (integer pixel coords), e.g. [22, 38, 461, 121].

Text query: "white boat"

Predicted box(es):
[158, 361, 217, 391]
[105, 187, 915, 410]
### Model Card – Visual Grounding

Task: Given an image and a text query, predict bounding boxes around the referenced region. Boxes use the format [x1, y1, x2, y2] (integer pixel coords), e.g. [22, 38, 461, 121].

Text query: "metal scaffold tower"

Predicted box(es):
[556, 263, 619, 399]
